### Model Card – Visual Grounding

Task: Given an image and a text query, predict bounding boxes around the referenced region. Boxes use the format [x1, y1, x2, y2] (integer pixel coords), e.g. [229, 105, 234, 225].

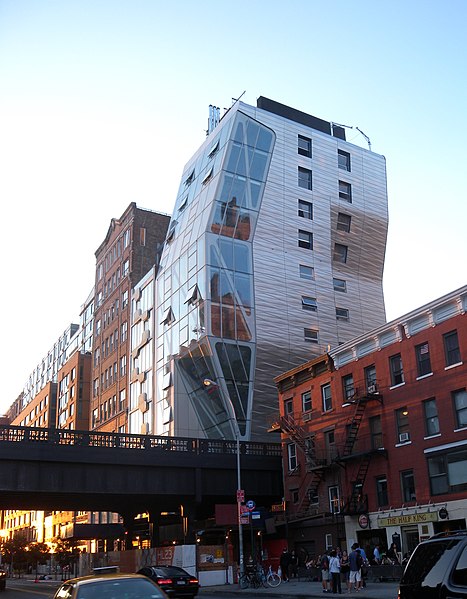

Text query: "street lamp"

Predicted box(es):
[203, 378, 244, 580]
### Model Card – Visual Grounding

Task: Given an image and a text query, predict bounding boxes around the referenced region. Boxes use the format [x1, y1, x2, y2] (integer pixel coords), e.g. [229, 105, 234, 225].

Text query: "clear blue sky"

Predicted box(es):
[0, 0, 466, 413]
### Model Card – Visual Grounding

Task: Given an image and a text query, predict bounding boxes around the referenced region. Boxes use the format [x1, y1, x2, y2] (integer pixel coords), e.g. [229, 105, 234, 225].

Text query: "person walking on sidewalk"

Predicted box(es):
[329, 549, 341, 594]
[320, 550, 330, 593]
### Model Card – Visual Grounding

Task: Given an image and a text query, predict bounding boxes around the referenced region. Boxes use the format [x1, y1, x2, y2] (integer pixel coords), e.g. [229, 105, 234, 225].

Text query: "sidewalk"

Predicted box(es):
[200, 579, 399, 599]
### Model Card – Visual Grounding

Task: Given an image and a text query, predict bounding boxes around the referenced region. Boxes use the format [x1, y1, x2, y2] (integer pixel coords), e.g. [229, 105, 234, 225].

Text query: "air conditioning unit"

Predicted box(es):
[303, 412, 312, 422]
[367, 384, 377, 394]
[399, 432, 410, 443]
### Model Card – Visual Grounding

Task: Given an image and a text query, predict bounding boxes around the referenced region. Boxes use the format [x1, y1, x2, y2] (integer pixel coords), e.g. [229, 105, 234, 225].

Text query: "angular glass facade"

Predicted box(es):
[154, 98, 388, 442]
[155, 109, 275, 440]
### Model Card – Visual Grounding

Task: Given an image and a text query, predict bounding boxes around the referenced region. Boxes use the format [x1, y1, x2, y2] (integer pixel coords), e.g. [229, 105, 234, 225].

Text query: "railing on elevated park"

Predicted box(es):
[0, 425, 281, 457]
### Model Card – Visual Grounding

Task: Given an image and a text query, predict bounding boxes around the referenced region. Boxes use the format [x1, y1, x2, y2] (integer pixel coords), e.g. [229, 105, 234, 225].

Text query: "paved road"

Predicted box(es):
[4, 575, 400, 599]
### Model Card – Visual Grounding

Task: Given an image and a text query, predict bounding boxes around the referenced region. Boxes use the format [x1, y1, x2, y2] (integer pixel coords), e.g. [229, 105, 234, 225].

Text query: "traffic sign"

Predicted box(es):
[246, 500, 256, 511]
[237, 490, 245, 502]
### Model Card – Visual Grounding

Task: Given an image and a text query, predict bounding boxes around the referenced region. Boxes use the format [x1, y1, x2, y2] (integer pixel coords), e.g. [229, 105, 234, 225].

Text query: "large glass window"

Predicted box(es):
[415, 342, 432, 377]
[444, 330, 461, 366]
[390, 353, 404, 386]
[428, 450, 467, 495]
[423, 398, 440, 436]
[453, 389, 467, 429]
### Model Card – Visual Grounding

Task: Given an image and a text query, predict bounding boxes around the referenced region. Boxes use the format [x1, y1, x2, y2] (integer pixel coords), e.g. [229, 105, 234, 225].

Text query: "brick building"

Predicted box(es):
[91, 203, 169, 432]
[273, 285, 467, 561]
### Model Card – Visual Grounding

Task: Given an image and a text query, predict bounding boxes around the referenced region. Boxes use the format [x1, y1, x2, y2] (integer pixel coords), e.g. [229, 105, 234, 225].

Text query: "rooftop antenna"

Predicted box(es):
[231, 91, 246, 106]
[356, 127, 372, 151]
[332, 122, 372, 151]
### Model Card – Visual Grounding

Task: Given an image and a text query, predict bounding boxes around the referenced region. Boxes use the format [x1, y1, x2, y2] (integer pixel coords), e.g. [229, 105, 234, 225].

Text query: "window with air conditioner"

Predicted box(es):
[396, 407, 410, 444]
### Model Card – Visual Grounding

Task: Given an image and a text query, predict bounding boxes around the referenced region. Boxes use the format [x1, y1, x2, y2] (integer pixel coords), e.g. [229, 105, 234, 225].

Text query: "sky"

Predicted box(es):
[0, 0, 466, 414]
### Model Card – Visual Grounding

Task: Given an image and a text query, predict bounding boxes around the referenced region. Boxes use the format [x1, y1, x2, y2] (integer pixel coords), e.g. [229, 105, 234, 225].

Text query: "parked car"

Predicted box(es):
[53, 572, 167, 599]
[0, 569, 6, 591]
[398, 530, 467, 598]
[137, 566, 199, 599]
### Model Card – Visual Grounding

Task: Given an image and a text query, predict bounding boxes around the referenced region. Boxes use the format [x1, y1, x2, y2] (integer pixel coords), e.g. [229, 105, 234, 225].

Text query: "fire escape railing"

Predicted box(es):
[270, 386, 386, 521]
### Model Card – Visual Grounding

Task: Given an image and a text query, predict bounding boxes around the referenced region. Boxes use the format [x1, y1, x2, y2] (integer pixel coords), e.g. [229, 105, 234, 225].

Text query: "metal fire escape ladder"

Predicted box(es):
[346, 453, 373, 513]
[341, 397, 368, 457]
[295, 469, 326, 516]
[277, 414, 308, 453]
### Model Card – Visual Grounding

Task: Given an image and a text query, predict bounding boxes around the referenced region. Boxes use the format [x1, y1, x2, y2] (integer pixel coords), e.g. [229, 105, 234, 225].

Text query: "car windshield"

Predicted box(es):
[154, 567, 188, 576]
[401, 539, 461, 586]
[76, 578, 165, 599]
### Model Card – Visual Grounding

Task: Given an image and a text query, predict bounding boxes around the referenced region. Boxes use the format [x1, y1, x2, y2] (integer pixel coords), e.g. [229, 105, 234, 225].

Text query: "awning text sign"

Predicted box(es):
[378, 511, 438, 527]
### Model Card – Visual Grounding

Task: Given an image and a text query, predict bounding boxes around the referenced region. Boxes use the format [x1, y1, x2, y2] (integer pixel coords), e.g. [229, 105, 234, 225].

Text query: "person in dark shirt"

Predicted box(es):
[280, 547, 291, 582]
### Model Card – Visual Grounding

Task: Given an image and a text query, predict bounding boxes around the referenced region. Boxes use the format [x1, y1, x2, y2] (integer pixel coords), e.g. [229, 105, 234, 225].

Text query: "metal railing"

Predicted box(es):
[0, 425, 282, 457]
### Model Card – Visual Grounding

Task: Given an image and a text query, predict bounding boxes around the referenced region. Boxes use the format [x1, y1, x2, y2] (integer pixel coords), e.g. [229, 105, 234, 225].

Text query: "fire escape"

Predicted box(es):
[336, 387, 386, 515]
[270, 385, 386, 523]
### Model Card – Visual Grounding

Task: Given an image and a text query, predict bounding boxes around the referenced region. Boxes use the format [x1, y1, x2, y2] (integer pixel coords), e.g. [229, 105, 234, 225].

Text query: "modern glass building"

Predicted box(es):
[153, 97, 389, 442]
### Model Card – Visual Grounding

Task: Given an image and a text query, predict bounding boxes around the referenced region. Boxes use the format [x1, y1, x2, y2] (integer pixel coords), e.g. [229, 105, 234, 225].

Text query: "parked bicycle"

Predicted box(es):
[239, 564, 265, 589]
[266, 565, 281, 587]
[239, 564, 281, 588]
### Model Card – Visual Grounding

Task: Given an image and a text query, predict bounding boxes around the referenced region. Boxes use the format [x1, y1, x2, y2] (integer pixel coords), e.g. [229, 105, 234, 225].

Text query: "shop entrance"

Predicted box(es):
[357, 529, 388, 557]
[401, 526, 419, 556]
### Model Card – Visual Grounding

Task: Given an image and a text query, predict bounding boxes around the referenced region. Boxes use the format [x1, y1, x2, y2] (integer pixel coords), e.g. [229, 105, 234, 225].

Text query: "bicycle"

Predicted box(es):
[239, 566, 263, 589]
[266, 565, 282, 587]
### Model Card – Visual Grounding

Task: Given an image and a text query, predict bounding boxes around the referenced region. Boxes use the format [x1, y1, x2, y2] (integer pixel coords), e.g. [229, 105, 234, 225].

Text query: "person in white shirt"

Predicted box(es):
[329, 549, 341, 594]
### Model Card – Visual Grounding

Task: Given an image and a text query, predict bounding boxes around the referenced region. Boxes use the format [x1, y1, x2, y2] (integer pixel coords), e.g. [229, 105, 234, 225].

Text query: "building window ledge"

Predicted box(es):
[416, 372, 433, 381]
[424, 433, 441, 440]
[395, 440, 412, 448]
[454, 427, 467, 433]
[445, 361, 463, 371]
[390, 382, 406, 390]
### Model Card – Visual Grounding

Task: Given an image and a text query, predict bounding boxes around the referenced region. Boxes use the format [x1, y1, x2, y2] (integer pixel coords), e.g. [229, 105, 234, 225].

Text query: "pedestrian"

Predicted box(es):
[329, 549, 341, 594]
[280, 547, 291, 582]
[320, 550, 330, 593]
[387, 542, 400, 565]
[349, 543, 362, 593]
[340, 549, 350, 593]
[373, 544, 381, 564]
[288, 549, 298, 579]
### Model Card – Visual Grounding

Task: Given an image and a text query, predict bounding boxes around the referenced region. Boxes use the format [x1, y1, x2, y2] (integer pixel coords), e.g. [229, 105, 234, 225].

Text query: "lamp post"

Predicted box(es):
[203, 378, 244, 580]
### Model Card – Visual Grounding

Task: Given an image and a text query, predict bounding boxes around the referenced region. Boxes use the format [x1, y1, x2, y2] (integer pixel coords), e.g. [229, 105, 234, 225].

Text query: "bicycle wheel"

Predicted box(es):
[261, 574, 268, 588]
[251, 575, 261, 589]
[239, 574, 249, 589]
[267, 573, 281, 587]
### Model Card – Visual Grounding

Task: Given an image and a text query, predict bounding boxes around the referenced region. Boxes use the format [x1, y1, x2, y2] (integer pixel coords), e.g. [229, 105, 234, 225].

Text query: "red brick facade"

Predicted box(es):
[273, 287, 467, 559]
